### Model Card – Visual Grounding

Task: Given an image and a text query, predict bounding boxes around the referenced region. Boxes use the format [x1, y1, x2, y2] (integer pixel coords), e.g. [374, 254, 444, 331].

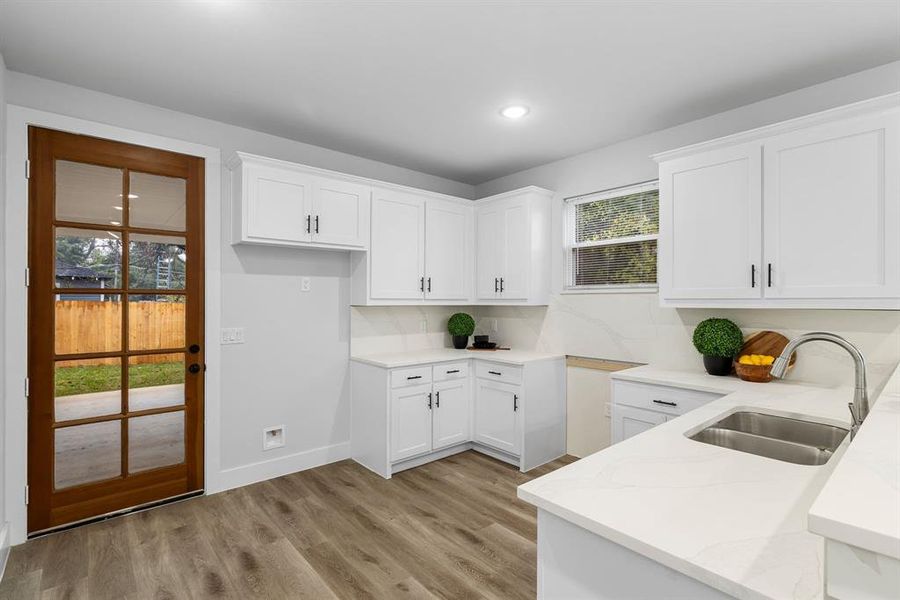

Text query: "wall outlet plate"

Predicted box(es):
[220, 327, 245, 344]
[301, 277, 311, 292]
[263, 425, 285, 451]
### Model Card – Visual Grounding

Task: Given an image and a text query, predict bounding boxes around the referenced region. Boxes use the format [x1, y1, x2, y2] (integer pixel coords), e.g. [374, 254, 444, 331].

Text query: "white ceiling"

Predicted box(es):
[1, 1, 898, 184]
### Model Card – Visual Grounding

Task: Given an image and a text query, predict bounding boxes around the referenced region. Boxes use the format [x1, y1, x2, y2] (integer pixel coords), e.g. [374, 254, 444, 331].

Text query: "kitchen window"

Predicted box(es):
[564, 180, 659, 291]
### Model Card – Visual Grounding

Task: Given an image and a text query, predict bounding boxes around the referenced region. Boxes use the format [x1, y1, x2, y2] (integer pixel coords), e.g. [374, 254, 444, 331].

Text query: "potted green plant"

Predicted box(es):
[692, 318, 743, 376]
[448, 312, 475, 350]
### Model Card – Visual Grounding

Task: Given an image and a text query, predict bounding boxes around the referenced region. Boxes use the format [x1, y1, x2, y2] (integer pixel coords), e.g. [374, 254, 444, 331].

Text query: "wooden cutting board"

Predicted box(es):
[738, 331, 797, 366]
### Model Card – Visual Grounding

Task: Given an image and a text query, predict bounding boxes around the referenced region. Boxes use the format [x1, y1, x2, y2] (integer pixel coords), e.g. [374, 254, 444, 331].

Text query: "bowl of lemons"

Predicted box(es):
[735, 354, 776, 382]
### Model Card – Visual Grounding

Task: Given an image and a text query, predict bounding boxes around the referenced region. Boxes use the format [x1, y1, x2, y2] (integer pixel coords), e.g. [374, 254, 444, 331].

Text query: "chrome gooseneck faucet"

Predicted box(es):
[769, 332, 869, 438]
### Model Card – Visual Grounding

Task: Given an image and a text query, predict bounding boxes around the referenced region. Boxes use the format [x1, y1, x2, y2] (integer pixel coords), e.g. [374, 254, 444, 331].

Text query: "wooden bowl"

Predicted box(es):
[734, 362, 774, 383]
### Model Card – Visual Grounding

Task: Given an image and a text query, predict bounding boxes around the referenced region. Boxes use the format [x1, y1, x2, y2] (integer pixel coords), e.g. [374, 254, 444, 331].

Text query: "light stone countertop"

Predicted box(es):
[519, 365, 856, 600]
[350, 348, 565, 368]
[807, 361, 900, 559]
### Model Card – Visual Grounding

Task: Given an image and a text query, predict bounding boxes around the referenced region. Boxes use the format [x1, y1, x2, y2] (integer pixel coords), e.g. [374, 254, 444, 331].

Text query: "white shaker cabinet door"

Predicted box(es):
[425, 200, 471, 301]
[763, 112, 900, 299]
[475, 202, 502, 300]
[370, 189, 426, 299]
[499, 197, 530, 300]
[390, 384, 433, 462]
[611, 405, 667, 444]
[474, 379, 521, 455]
[432, 379, 470, 450]
[659, 143, 762, 300]
[311, 177, 370, 248]
[246, 164, 312, 243]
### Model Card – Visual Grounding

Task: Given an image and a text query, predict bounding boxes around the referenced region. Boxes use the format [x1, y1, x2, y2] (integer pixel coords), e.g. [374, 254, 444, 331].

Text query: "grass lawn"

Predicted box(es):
[55, 362, 185, 397]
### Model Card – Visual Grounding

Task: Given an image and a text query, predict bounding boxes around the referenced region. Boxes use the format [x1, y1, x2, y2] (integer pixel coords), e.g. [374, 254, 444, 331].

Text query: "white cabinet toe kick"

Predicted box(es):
[350, 356, 566, 478]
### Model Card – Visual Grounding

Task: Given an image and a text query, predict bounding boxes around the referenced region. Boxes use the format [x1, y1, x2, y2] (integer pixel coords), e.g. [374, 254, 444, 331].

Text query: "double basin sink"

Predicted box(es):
[689, 411, 848, 466]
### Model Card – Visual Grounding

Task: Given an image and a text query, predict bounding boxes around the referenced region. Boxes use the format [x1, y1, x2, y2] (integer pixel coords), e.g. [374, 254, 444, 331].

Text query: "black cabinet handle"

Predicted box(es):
[188, 363, 201, 374]
[435, 391, 440, 408]
[306, 215, 311, 234]
[500, 278, 504, 293]
[315, 215, 319, 234]
[420, 277, 425, 292]
[513, 394, 518, 412]
[488, 370, 502, 376]
[652, 399, 677, 407]
[494, 277, 499, 293]
[427, 392, 433, 410]
[407, 375, 422, 380]
[767, 263, 773, 288]
[446, 369, 460, 374]
[427, 277, 431, 292]
[751, 264, 756, 288]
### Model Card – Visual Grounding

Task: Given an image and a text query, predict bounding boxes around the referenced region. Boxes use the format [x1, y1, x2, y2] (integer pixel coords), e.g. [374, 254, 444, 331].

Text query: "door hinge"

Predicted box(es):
[24, 485, 29, 505]
[24, 377, 30, 397]
[25, 267, 30, 287]
[25, 159, 31, 179]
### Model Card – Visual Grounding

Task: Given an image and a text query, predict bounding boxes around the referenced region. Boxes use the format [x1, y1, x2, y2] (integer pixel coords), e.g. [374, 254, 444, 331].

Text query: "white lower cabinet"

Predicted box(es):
[611, 379, 723, 443]
[473, 379, 521, 455]
[350, 356, 565, 478]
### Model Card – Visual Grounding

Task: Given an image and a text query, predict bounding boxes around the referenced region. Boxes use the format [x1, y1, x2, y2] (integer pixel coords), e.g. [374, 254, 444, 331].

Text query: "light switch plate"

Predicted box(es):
[220, 327, 245, 344]
[301, 277, 311, 292]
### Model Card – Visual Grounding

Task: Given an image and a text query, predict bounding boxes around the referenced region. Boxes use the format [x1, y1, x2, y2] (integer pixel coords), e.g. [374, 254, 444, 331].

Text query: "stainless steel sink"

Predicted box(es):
[688, 411, 849, 466]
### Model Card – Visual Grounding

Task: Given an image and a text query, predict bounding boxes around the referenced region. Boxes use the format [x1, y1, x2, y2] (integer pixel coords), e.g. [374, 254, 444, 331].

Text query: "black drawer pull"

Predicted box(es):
[652, 399, 677, 407]
[407, 375, 422, 380]
[488, 371, 502, 376]
[446, 369, 460, 374]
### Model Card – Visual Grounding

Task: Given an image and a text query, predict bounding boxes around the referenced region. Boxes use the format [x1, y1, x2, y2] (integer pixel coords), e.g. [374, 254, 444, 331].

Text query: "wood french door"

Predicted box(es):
[27, 127, 205, 534]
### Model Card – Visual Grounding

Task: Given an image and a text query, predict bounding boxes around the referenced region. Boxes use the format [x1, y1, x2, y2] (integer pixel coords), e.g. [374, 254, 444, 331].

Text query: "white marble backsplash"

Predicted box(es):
[351, 295, 900, 389]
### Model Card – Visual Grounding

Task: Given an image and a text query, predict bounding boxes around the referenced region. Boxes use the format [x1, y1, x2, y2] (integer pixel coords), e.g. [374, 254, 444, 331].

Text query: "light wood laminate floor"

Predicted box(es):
[0, 451, 577, 599]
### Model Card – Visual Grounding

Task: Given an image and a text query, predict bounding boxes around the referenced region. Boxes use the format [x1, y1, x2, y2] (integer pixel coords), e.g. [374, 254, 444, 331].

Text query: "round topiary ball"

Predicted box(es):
[692, 318, 743, 358]
[447, 312, 476, 337]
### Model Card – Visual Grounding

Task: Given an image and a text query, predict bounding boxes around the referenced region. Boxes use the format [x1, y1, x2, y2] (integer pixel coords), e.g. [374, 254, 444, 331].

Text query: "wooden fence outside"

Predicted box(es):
[55, 300, 186, 366]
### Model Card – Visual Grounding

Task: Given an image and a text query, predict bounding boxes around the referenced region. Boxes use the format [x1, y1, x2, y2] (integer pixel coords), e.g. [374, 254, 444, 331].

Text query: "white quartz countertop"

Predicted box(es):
[519, 365, 855, 600]
[350, 348, 564, 368]
[807, 362, 900, 559]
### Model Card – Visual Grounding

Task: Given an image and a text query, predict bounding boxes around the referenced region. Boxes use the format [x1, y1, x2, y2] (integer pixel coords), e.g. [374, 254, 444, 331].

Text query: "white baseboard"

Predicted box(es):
[209, 441, 350, 494]
[0, 522, 10, 583]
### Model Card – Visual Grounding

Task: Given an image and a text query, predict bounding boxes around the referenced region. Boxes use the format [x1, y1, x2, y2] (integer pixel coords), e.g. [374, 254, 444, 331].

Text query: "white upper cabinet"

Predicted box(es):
[425, 199, 472, 301]
[659, 143, 762, 299]
[763, 113, 900, 300]
[228, 152, 370, 250]
[475, 187, 553, 305]
[368, 189, 426, 300]
[655, 95, 900, 309]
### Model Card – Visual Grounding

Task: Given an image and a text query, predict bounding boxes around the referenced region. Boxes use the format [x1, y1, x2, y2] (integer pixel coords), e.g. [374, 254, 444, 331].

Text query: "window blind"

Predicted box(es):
[565, 181, 659, 289]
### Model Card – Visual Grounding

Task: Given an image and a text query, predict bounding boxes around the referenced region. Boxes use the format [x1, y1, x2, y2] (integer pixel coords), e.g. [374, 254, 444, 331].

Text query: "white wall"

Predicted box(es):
[0, 51, 9, 564]
[2, 71, 475, 541]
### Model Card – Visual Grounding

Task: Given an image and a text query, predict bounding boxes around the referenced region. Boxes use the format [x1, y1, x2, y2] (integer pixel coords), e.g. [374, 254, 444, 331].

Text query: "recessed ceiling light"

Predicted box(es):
[500, 105, 530, 120]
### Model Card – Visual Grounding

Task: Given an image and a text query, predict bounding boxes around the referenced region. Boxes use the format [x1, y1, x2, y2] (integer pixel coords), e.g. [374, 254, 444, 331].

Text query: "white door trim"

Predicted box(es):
[3, 105, 223, 545]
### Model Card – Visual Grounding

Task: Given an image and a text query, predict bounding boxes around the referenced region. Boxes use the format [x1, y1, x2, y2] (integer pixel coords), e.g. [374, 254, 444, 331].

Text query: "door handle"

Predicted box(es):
[488, 370, 502, 376]
[435, 391, 440, 408]
[494, 277, 499, 293]
[420, 277, 425, 292]
[406, 375, 422, 380]
[751, 264, 756, 288]
[652, 399, 677, 407]
[188, 363, 202, 374]
[446, 369, 460, 374]
[427, 277, 431, 292]
[767, 263, 773, 288]
[315, 215, 319, 234]
[306, 215, 311, 234]
[427, 392, 433, 410]
[513, 394, 518, 412]
[500, 278, 504, 293]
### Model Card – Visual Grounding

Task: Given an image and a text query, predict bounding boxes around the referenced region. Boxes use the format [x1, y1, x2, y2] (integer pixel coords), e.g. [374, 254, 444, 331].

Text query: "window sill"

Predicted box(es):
[560, 286, 659, 296]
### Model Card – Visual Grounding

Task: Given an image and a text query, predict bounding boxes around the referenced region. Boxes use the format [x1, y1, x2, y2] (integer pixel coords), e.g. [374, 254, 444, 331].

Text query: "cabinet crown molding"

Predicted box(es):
[476, 186, 555, 203]
[651, 92, 900, 163]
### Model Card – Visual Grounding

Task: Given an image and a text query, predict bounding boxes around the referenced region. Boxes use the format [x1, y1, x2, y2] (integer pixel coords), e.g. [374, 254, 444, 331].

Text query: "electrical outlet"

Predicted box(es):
[220, 327, 245, 344]
[604, 403, 611, 418]
[301, 277, 311, 292]
[263, 425, 285, 451]
[491, 318, 498, 332]
[420, 319, 427, 333]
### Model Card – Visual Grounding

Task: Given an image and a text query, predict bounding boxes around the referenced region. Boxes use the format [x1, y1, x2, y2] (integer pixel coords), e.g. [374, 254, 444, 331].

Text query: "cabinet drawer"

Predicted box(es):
[474, 361, 523, 385]
[612, 380, 721, 416]
[391, 366, 433, 388]
[433, 361, 469, 382]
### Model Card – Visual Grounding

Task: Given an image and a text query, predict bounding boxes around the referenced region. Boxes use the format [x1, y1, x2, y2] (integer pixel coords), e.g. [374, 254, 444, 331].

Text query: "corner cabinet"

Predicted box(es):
[227, 152, 371, 250]
[655, 95, 900, 309]
[475, 187, 553, 304]
[350, 356, 565, 478]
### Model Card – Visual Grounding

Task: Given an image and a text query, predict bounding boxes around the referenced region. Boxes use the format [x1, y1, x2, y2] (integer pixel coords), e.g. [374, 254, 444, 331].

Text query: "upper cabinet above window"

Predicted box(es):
[654, 94, 900, 309]
[227, 152, 371, 250]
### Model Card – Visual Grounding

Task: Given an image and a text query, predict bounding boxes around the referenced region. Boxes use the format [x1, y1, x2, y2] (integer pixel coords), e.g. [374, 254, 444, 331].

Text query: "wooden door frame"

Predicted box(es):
[4, 106, 222, 545]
